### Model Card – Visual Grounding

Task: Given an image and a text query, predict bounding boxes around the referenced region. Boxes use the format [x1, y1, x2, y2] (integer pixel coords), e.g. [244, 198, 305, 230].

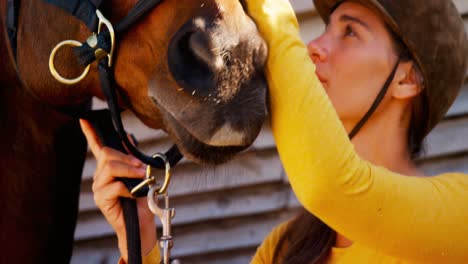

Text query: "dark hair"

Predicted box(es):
[271, 19, 429, 264]
[272, 210, 335, 264]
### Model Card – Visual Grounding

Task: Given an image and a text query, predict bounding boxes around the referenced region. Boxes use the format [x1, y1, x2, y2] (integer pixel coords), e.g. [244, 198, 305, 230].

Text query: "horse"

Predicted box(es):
[0, 0, 268, 262]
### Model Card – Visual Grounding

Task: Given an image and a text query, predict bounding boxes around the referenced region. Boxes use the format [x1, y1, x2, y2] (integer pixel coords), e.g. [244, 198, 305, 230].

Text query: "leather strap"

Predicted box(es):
[44, 0, 102, 31]
[97, 59, 183, 170]
[348, 57, 401, 139]
[73, 0, 164, 67]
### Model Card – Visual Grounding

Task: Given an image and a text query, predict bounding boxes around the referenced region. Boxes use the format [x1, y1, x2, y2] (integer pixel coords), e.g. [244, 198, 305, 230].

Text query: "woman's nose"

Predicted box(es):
[307, 39, 327, 64]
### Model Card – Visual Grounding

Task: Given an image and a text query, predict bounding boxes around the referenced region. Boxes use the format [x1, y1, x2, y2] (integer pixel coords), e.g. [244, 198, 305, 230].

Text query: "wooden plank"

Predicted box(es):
[70, 251, 107, 264]
[423, 116, 468, 158]
[73, 244, 258, 264]
[446, 84, 468, 117]
[298, 12, 325, 42]
[159, 211, 294, 257]
[72, 244, 259, 264]
[74, 217, 113, 243]
[80, 121, 276, 169]
[81, 148, 282, 199]
[82, 145, 278, 184]
[75, 183, 290, 240]
[291, 0, 316, 15]
[180, 248, 256, 264]
[454, 0, 468, 14]
[73, 210, 296, 261]
[418, 153, 468, 176]
[287, 188, 302, 210]
[72, 247, 122, 264]
[73, 245, 259, 264]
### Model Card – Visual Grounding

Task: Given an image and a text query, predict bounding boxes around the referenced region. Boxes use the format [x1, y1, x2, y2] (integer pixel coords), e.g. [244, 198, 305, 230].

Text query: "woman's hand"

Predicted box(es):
[80, 119, 157, 262]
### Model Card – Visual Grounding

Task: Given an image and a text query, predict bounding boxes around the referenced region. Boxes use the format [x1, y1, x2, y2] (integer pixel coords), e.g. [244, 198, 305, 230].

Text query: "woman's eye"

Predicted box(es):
[344, 25, 357, 37]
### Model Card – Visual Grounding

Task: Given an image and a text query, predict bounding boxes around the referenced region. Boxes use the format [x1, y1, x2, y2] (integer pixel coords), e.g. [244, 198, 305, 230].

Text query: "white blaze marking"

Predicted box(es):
[207, 124, 245, 146]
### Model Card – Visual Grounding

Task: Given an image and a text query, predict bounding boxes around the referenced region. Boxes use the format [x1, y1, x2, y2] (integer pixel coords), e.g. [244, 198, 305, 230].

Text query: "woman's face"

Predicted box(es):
[308, 1, 398, 130]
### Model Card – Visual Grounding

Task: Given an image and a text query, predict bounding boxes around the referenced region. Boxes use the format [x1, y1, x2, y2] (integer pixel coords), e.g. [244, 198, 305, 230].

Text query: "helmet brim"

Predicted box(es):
[314, 0, 400, 38]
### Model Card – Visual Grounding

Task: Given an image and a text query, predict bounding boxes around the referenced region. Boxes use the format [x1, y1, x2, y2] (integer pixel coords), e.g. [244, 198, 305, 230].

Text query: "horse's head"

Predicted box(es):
[13, 0, 267, 164]
[108, 0, 268, 164]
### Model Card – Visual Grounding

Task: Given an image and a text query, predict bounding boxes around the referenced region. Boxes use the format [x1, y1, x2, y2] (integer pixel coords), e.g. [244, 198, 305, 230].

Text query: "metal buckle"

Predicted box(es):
[48, 9, 115, 85]
[130, 153, 171, 196]
[96, 10, 115, 67]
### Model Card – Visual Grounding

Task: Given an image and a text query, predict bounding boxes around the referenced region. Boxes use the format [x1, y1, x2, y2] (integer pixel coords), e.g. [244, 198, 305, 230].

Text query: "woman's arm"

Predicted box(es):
[245, 0, 468, 262]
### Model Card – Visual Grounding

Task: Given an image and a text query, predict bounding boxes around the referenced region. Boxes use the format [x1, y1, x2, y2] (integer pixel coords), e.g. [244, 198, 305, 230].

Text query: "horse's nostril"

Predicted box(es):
[168, 27, 217, 98]
[189, 30, 224, 71]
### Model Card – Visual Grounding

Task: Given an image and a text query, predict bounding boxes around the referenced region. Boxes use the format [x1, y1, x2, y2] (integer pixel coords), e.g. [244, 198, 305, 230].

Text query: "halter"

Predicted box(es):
[7, 1, 183, 263]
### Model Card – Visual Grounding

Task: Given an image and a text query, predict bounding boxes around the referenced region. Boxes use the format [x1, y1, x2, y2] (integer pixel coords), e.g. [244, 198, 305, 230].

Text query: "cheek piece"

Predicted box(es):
[348, 55, 401, 139]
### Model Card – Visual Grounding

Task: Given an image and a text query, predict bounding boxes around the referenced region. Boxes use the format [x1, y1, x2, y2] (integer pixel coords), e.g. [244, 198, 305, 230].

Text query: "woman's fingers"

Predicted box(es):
[79, 119, 103, 158]
[93, 160, 146, 188]
[94, 181, 133, 208]
[93, 147, 143, 179]
[80, 119, 143, 177]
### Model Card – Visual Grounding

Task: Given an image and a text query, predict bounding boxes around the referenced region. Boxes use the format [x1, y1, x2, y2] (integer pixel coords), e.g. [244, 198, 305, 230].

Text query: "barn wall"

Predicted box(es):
[72, 1, 468, 263]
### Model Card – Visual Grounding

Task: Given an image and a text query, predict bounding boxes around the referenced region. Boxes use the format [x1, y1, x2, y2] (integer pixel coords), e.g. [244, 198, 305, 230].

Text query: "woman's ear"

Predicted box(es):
[392, 61, 422, 100]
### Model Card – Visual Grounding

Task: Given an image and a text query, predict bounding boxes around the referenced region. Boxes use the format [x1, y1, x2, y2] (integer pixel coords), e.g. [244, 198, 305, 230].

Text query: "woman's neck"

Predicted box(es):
[344, 105, 422, 175]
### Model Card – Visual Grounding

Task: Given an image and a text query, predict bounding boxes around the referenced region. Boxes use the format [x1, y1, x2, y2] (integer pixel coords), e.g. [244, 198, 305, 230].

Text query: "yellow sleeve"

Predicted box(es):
[117, 245, 160, 264]
[245, 0, 468, 263]
[251, 221, 290, 264]
[142, 244, 161, 264]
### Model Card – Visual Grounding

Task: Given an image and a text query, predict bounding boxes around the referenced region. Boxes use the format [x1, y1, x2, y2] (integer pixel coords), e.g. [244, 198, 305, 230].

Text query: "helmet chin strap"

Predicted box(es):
[348, 56, 402, 139]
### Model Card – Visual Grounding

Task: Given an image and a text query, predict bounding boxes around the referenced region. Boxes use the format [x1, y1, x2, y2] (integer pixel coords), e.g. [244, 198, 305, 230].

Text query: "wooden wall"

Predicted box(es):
[71, 1, 468, 263]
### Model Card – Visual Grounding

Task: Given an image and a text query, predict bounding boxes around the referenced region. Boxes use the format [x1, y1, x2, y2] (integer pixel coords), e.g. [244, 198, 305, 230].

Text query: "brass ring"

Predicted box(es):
[49, 40, 90, 85]
[146, 153, 171, 195]
[130, 177, 155, 196]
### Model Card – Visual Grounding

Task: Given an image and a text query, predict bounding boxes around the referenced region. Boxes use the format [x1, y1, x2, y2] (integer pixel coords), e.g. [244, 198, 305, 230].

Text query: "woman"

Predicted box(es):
[80, 0, 468, 263]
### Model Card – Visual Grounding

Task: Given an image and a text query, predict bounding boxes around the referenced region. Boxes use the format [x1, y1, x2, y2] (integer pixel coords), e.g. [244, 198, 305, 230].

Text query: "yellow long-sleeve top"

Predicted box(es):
[128, 0, 468, 263]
